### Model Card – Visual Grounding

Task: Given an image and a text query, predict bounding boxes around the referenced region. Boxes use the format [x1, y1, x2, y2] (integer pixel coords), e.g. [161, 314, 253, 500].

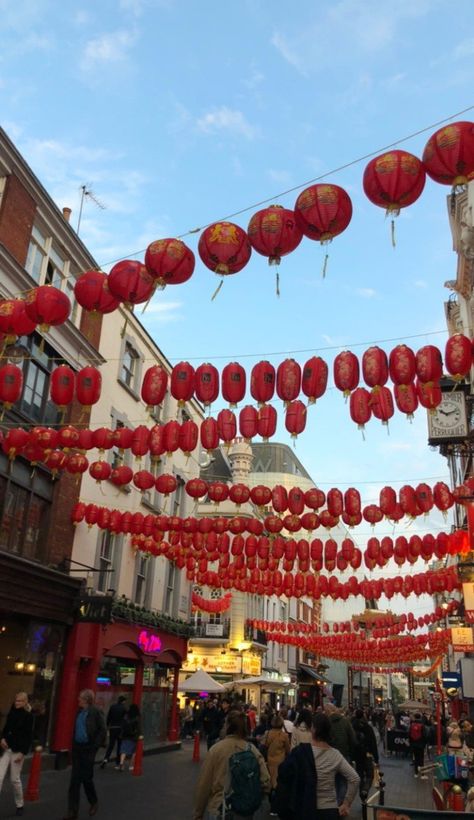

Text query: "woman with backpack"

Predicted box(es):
[194, 710, 271, 820]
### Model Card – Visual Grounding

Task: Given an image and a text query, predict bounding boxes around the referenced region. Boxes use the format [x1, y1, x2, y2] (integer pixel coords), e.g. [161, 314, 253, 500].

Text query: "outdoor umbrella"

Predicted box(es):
[177, 668, 225, 693]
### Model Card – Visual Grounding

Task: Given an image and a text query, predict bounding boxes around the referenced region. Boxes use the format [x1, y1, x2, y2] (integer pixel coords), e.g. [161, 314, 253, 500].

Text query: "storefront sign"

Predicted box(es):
[138, 630, 162, 654]
[386, 730, 409, 752]
[182, 653, 242, 674]
[77, 595, 113, 624]
[463, 582, 474, 623]
[242, 656, 262, 676]
[451, 626, 474, 652]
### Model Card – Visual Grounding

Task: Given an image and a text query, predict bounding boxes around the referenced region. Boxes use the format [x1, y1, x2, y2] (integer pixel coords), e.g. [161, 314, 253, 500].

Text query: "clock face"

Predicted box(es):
[428, 391, 468, 440]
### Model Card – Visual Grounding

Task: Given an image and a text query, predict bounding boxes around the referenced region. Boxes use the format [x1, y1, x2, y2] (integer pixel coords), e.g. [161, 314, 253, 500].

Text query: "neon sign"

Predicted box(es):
[138, 630, 162, 654]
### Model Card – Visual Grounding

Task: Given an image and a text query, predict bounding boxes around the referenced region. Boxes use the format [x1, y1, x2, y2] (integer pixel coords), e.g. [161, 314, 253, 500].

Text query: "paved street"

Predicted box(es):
[0, 741, 438, 820]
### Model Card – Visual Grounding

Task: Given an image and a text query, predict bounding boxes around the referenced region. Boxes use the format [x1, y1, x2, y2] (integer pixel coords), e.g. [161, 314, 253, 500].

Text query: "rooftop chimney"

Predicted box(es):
[62, 207, 72, 223]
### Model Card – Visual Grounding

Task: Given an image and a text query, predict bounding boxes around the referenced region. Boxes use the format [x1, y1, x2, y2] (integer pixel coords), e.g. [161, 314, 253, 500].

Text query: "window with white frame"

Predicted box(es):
[172, 475, 185, 517]
[164, 562, 176, 614]
[120, 341, 140, 391]
[134, 553, 149, 606]
[97, 531, 115, 592]
[25, 224, 79, 323]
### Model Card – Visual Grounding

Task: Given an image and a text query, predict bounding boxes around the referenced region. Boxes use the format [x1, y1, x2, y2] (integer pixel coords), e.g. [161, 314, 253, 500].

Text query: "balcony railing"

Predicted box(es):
[192, 619, 230, 638]
[244, 624, 268, 646]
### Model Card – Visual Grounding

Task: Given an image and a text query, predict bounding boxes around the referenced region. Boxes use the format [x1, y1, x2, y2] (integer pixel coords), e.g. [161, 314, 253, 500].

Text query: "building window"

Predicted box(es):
[0, 455, 53, 561]
[120, 342, 140, 391]
[134, 554, 149, 606]
[164, 563, 176, 614]
[25, 225, 79, 324]
[97, 531, 115, 592]
[17, 334, 61, 425]
[172, 476, 185, 517]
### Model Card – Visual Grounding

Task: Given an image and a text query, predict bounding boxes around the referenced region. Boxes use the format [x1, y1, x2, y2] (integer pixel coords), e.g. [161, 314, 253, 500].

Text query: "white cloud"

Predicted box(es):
[79, 29, 139, 73]
[414, 279, 428, 289]
[271, 31, 307, 75]
[356, 287, 377, 298]
[267, 168, 292, 185]
[196, 107, 258, 140]
[243, 64, 264, 89]
[453, 38, 474, 59]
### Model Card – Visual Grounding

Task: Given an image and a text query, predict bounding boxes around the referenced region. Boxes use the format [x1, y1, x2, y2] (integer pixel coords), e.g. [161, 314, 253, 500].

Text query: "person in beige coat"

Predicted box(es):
[263, 714, 290, 789]
[291, 708, 313, 749]
[194, 711, 271, 820]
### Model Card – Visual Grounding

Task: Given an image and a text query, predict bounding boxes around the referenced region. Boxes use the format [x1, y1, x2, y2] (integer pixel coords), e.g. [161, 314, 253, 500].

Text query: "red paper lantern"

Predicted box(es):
[163, 420, 181, 455]
[92, 427, 114, 452]
[301, 356, 328, 404]
[66, 452, 89, 475]
[108, 260, 154, 305]
[156, 473, 177, 496]
[344, 488, 361, 517]
[229, 483, 251, 505]
[305, 488, 326, 509]
[399, 485, 418, 517]
[222, 362, 246, 406]
[50, 365, 75, 411]
[141, 365, 168, 409]
[327, 488, 344, 518]
[186, 478, 208, 499]
[217, 409, 237, 444]
[363, 505, 383, 525]
[24, 286, 71, 331]
[362, 346, 389, 388]
[44, 450, 67, 475]
[198, 221, 251, 278]
[110, 465, 133, 487]
[277, 359, 301, 405]
[334, 351, 359, 396]
[0, 363, 23, 409]
[76, 366, 102, 410]
[200, 417, 219, 452]
[195, 363, 219, 406]
[144, 238, 195, 287]
[272, 485, 288, 513]
[239, 405, 258, 441]
[294, 184, 352, 243]
[285, 399, 306, 438]
[389, 344, 416, 385]
[74, 270, 119, 314]
[207, 482, 229, 504]
[301, 512, 319, 531]
[113, 426, 134, 453]
[394, 383, 418, 419]
[350, 387, 372, 429]
[247, 205, 302, 266]
[370, 385, 394, 425]
[363, 150, 425, 215]
[415, 345, 443, 383]
[445, 334, 471, 381]
[179, 419, 198, 456]
[170, 361, 195, 406]
[131, 425, 151, 459]
[257, 404, 277, 441]
[433, 481, 454, 512]
[0, 299, 36, 342]
[319, 510, 339, 529]
[78, 429, 94, 451]
[379, 486, 397, 517]
[288, 487, 305, 516]
[2, 428, 29, 459]
[250, 485, 272, 507]
[422, 121, 474, 186]
[250, 360, 275, 405]
[416, 483, 434, 514]
[416, 379, 441, 410]
[89, 461, 112, 483]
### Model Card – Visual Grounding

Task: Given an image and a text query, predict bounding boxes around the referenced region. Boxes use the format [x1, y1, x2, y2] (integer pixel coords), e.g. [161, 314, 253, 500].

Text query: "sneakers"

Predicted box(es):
[420, 775, 428, 780]
[114, 764, 123, 771]
[99, 758, 108, 769]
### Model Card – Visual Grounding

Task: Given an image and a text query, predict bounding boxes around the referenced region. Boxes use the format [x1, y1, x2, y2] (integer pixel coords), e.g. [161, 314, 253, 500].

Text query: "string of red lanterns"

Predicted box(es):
[191, 591, 232, 613]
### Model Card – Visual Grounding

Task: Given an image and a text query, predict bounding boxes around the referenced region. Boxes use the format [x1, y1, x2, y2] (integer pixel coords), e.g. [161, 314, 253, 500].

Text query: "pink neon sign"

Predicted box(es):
[138, 630, 162, 654]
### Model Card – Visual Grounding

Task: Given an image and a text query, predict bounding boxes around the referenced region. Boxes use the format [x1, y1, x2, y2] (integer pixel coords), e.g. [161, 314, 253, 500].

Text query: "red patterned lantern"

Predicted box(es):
[416, 379, 441, 410]
[229, 483, 251, 506]
[50, 365, 75, 411]
[422, 121, 474, 186]
[76, 366, 102, 410]
[163, 420, 181, 455]
[144, 238, 195, 287]
[208, 482, 229, 504]
[131, 425, 151, 459]
[389, 344, 416, 385]
[179, 419, 198, 456]
[251, 485, 272, 507]
[257, 404, 277, 441]
[217, 409, 237, 444]
[344, 488, 361, 517]
[108, 260, 154, 305]
[156, 473, 177, 496]
[186, 478, 208, 499]
[445, 334, 471, 381]
[399, 485, 418, 518]
[44, 450, 67, 475]
[319, 510, 339, 529]
[334, 351, 359, 397]
[362, 346, 389, 388]
[301, 356, 328, 404]
[301, 512, 319, 531]
[350, 387, 372, 430]
[110, 465, 133, 487]
[92, 427, 114, 453]
[285, 399, 306, 438]
[74, 270, 119, 314]
[247, 205, 302, 266]
[288, 487, 305, 516]
[433, 481, 454, 513]
[239, 405, 258, 441]
[78, 429, 93, 451]
[394, 383, 418, 419]
[379, 486, 397, 517]
[272, 485, 288, 513]
[2, 428, 29, 459]
[195, 363, 219, 406]
[24, 286, 71, 331]
[89, 461, 112, 483]
[370, 385, 394, 425]
[305, 488, 325, 509]
[0, 299, 36, 342]
[294, 184, 352, 244]
[200, 417, 219, 452]
[113, 426, 134, 453]
[141, 365, 168, 409]
[222, 362, 246, 406]
[415, 345, 443, 383]
[277, 359, 301, 405]
[0, 363, 23, 409]
[170, 361, 195, 406]
[250, 360, 275, 405]
[198, 222, 251, 294]
[327, 488, 344, 518]
[66, 453, 89, 475]
[363, 150, 425, 218]
[416, 483, 434, 514]
[363, 505, 383, 526]
[324, 539, 338, 571]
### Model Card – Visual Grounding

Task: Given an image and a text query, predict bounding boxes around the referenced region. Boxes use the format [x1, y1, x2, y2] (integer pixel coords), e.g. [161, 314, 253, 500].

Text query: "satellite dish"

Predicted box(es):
[199, 453, 215, 469]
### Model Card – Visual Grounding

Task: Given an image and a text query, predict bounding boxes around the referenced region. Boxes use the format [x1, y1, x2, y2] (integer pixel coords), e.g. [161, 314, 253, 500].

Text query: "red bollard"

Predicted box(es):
[446, 785, 465, 812]
[131, 736, 144, 777]
[192, 731, 200, 763]
[24, 746, 42, 802]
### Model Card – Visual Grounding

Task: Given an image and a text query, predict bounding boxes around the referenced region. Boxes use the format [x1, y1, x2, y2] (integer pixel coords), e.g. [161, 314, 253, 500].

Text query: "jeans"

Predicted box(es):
[0, 748, 25, 808]
[103, 728, 122, 764]
[412, 746, 424, 774]
[67, 746, 98, 815]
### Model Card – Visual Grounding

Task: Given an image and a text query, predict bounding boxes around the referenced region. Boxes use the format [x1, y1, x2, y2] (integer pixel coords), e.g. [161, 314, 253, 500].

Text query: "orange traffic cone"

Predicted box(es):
[24, 746, 42, 801]
[192, 730, 200, 763]
[131, 736, 144, 777]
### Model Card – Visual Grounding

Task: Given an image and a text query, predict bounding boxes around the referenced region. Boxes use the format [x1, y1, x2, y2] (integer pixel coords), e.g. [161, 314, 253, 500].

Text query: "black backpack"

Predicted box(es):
[227, 744, 262, 816]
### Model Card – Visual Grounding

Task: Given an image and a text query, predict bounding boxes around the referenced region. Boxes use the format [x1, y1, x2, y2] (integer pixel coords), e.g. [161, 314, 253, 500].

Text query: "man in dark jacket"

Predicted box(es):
[63, 689, 106, 820]
[351, 708, 379, 798]
[326, 704, 357, 805]
[100, 695, 126, 767]
[0, 691, 34, 816]
[409, 712, 427, 779]
[272, 742, 316, 820]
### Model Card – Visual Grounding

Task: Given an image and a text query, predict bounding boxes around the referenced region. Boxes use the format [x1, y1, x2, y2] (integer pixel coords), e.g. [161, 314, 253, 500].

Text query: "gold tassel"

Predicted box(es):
[211, 279, 224, 301]
[321, 253, 329, 278]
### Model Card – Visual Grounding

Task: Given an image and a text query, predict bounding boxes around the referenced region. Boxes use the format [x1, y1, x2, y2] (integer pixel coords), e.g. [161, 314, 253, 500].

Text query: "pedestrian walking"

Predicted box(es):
[0, 691, 34, 816]
[63, 689, 106, 820]
[116, 704, 141, 772]
[262, 714, 290, 789]
[351, 708, 379, 798]
[325, 703, 357, 805]
[409, 712, 427, 779]
[181, 698, 194, 739]
[290, 708, 313, 749]
[100, 695, 127, 768]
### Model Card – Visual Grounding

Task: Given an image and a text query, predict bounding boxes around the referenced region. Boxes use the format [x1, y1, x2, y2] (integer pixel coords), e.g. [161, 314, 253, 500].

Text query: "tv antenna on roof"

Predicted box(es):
[77, 184, 106, 235]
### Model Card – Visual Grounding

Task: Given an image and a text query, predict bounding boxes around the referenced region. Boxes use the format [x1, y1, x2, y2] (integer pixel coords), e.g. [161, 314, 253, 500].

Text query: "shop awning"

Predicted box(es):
[178, 668, 225, 693]
[298, 663, 331, 684]
[233, 676, 290, 691]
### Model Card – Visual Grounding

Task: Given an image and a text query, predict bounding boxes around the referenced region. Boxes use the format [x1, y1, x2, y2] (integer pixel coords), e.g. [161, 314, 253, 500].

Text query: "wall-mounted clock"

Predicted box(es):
[427, 389, 468, 443]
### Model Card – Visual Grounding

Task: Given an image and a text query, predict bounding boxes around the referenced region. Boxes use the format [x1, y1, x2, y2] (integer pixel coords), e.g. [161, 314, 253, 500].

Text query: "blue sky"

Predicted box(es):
[2, 0, 474, 610]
